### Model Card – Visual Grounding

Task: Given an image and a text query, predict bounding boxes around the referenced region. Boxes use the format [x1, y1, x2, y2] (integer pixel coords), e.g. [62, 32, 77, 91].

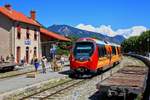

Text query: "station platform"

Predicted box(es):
[0, 66, 70, 94]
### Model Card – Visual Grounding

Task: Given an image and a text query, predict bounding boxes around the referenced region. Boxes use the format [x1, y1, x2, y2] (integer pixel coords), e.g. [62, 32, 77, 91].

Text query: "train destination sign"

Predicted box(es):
[76, 47, 92, 50]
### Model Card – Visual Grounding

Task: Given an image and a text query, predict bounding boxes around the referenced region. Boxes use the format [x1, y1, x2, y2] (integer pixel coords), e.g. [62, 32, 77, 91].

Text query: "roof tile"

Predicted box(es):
[0, 6, 40, 26]
[40, 28, 71, 41]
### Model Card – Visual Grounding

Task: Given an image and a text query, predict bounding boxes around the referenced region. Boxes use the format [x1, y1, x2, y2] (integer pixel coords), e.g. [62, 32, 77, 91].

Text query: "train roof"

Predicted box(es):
[77, 38, 120, 47]
[92, 38, 106, 45]
[77, 38, 106, 45]
[93, 38, 121, 47]
[107, 42, 121, 47]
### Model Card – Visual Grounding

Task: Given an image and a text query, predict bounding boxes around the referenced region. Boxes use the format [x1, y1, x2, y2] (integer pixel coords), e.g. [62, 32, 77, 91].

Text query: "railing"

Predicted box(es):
[123, 53, 150, 100]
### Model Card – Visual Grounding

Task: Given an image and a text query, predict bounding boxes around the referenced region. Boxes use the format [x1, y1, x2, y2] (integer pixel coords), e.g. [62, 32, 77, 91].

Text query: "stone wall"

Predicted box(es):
[0, 13, 12, 59]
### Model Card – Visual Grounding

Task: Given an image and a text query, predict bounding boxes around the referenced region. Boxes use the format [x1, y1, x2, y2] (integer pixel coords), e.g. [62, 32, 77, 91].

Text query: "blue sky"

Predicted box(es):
[0, 0, 149, 37]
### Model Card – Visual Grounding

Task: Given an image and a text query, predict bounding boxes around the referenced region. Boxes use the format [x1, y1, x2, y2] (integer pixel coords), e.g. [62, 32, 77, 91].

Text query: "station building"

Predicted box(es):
[40, 28, 70, 59]
[0, 4, 70, 63]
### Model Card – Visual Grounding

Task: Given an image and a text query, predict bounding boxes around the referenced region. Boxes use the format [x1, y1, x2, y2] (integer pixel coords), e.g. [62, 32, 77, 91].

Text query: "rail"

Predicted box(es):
[20, 60, 124, 100]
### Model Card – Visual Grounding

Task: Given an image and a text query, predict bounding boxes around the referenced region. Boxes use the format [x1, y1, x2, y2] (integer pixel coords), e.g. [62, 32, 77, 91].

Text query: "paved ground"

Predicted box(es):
[0, 64, 69, 94]
[15, 61, 69, 72]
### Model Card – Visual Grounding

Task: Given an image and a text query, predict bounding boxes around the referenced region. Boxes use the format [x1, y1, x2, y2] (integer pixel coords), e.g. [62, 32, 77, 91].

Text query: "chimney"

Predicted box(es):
[30, 10, 36, 20]
[4, 4, 12, 10]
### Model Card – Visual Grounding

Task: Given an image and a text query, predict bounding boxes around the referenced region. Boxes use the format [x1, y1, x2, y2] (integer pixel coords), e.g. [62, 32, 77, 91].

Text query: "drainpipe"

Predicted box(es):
[13, 21, 16, 61]
[10, 21, 12, 55]
[38, 28, 41, 58]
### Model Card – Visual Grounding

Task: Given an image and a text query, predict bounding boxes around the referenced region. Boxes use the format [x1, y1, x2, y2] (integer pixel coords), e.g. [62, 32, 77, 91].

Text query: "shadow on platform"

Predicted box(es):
[59, 70, 71, 75]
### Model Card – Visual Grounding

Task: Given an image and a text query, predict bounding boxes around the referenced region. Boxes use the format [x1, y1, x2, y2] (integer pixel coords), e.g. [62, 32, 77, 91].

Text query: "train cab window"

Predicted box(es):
[98, 45, 107, 57]
[74, 42, 94, 59]
[112, 46, 116, 55]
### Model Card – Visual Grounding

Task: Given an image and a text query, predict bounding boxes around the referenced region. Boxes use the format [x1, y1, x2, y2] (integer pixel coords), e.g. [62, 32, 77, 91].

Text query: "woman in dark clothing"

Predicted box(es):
[34, 58, 39, 72]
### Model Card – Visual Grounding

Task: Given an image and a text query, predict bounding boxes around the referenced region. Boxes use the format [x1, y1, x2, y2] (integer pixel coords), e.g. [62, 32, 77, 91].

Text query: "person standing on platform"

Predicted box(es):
[41, 56, 47, 73]
[50, 45, 56, 60]
[34, 57, 39, 72]
[50, 47, 54, 60]
[52, 44, 56, 59]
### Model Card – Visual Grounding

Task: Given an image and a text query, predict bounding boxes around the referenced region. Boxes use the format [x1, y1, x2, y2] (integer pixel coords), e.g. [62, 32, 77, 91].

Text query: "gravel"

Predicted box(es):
[47, 56, 147, 100]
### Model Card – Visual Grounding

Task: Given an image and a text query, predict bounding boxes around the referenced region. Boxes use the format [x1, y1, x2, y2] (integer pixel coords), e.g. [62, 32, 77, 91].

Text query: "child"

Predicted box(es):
[41, 56, 47, 73]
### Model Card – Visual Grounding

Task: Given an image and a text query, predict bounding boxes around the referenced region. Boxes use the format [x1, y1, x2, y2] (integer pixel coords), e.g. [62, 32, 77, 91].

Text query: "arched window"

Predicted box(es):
[17, 24, 21, 39]
[26, 27, 30, 39]
[34, 29, 37, 40]
[26, 47, 29, 63]
[16, 46, 21, 63]
[34, 47, 37, 57]
[26, 47, 29, 50]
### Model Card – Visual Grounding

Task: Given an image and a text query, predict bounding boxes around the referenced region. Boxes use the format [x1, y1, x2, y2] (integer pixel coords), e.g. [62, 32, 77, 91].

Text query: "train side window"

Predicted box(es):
[112, 46, 116, 55]
[98, 46, 103, 57]
[103, 47, 107, 57]
[98, 45, 107, 57]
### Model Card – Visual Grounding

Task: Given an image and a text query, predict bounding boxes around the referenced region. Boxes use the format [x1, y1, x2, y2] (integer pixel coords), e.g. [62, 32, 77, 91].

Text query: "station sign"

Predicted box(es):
[25, 40, 31, 45]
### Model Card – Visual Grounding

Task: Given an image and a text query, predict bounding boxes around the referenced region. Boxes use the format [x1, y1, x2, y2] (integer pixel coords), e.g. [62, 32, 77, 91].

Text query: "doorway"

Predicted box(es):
[16, 46, 21, 63]
[26, 47, 29, 63]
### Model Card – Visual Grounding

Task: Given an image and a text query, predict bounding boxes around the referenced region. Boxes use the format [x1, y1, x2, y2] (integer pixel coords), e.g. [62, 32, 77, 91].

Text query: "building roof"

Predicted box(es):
[40, 28, 71, 41]
[0, 6, 40, 26]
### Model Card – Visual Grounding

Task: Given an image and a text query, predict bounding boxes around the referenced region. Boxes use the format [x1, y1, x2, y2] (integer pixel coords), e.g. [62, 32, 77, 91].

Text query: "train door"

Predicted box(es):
[97, 45, 109, 69]
[117, 47, 121, 56]
[111, 46, 117, 63]
[117, 47, 122, 60]
[107, 45, 112, 64]
[34, 47, 37, 57]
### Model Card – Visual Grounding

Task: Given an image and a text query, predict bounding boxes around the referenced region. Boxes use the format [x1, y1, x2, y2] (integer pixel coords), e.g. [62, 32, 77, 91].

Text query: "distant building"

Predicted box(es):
[0, 4, 70, 63]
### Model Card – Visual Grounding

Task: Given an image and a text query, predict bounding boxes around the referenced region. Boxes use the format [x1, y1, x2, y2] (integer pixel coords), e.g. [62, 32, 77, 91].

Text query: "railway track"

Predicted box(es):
[0, 56, 147, 100]
[21, 63, 124, 100]
[22, 79, 86, 100]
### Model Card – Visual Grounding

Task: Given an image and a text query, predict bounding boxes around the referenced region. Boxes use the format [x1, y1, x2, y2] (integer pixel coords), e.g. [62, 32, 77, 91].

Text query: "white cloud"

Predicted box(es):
[75, 24, 147, 38]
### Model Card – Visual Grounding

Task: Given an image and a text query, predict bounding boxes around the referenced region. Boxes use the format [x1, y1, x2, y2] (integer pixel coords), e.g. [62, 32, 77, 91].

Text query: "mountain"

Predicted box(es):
[111, 35, 126, 44]
[48, 24, 125, 44]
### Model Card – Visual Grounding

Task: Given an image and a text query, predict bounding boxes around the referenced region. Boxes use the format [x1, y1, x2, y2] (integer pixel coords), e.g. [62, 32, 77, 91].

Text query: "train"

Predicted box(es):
[69, 37, 122, 77]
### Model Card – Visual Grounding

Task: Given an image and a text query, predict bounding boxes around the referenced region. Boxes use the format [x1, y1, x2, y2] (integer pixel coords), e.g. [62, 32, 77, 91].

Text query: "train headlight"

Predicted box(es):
[72, 58, 75, 61]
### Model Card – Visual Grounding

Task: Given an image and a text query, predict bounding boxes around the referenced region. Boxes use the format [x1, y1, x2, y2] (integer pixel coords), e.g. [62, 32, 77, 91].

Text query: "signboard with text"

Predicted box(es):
[25, 40, 31, 45]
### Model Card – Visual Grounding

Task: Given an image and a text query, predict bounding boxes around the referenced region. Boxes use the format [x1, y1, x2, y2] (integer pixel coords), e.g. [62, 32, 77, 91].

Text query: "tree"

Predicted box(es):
[121, 36, 138, 53]
[121, 30, 150, 54]
[138, 30, 150, 53]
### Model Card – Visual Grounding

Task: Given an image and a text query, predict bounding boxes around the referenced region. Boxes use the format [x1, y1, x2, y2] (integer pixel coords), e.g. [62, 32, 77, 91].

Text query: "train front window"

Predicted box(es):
[74, 42, 94, 59]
